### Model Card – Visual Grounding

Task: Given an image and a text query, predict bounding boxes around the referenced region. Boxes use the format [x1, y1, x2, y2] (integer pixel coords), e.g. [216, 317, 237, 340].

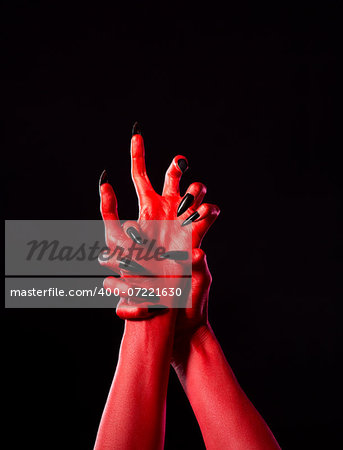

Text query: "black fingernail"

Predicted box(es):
[181, 211, 200, 227]
[177, 159, 188, 173]
[127, 227, 143, 245]
[148, 305, 169, 313]
[160, 251, 189, 261]
[118, 258, 149, 275]
[177, 193, 194, 217]
[99, 169, 108, 186]
[145, 295, 160, 302]
[132, 121, 141, 136]
[132, 293, 160, 302]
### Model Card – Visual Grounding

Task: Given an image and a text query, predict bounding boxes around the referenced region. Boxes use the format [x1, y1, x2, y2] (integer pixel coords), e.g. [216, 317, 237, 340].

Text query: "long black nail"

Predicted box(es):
[132, 292, 160, 302]
[148, 305, 169, 313]
[144, 295, 160, 302]
[144, 295, 160, 303]
[177, 193, 194, 217]
[99, 170, 108, 186]
[177, 159, 188, 173]
[160, 251, 189, 261]
[132, 121, 141, 136]
[118, 258, 148, 274]
[127, 227, 143, 245]
[181, 211, 200, 227]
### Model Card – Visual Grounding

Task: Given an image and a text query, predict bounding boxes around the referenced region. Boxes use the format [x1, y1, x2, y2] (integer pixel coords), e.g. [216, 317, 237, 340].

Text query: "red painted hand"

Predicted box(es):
[99, 129, 219, 325]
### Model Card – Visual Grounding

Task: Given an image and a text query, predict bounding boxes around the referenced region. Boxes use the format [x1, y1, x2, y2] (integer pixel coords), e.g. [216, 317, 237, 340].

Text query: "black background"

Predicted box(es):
[2, 2, 341, 449]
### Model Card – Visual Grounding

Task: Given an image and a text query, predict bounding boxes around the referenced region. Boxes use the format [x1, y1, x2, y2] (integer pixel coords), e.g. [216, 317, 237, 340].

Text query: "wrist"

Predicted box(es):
[171, 323, 213, 369]
[124, 308, 177, 345]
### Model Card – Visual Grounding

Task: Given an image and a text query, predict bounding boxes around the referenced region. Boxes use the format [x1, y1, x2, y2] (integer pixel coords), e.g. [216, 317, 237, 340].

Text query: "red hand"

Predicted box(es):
[99, 132, 219, 320]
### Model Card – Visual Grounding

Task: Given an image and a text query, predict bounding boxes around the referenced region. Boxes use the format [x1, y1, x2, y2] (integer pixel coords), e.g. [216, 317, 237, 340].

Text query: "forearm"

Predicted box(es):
[95, 311, 176, 450]
[172, 324, 280, 450]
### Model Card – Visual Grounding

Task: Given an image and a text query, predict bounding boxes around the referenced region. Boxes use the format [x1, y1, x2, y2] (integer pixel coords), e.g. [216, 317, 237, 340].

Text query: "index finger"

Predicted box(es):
[131, 123, 154, 199]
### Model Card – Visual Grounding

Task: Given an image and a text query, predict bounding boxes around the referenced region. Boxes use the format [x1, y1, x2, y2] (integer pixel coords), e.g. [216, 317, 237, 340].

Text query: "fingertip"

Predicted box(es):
[131, 133, 143, 144]
[100, 183, 118, 214]
[100, 180, 114, 195]
[211, 204, 221, 217]
[100, 182, 111, 199]
[198, 203, 221, 218]
[99, 171, 111, 201]
[192, 248, 206, 265]
[98, 250, 112, 267]
[103, 276, 116, 290]
[162, 155, 189, 196]
[131, 134, 145, 157]
[116, 303, 150, 320]
[189, 181, 207, 196]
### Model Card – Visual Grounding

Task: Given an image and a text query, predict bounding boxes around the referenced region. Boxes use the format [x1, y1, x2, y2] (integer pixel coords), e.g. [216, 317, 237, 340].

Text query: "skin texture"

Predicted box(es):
[94, 131, 280, 450]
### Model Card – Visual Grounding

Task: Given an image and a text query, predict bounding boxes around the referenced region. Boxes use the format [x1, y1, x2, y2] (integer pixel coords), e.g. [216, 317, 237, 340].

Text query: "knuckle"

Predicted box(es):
[98, 253, 109, 266]
[202, 203, 220, 214]
[192, 248, 206, 262]
[210, 204, 221, 215]
[166, 169, 181, 179]
[190, 182, 207, 195]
